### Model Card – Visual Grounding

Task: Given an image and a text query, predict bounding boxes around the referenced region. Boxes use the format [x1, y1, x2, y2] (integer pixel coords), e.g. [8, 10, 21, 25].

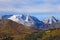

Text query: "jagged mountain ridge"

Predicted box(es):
[43, 16, 58, 24]
[0, 14, 60, 30]
[8, 14, 43, 28]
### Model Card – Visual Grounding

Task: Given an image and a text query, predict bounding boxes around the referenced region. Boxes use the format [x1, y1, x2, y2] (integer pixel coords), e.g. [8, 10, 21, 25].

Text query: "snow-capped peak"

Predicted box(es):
[43, 18, 49, 24]
[8, 14, 43, 28]
[43, 16, 58, 24]
[8, 14, 35, 26]
[8, 15, 20, 22]
[25, 14, 29, 22]
[49, 16, 57, 24]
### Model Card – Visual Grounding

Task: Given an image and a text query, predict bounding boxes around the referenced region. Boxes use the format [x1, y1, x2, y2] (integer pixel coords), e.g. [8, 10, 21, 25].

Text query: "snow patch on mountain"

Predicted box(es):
[43, 16, 58, 24]
[8, 14, 35, 26]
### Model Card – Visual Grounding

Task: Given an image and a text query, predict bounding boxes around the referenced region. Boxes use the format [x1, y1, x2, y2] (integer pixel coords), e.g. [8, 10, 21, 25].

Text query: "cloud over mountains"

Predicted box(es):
[0, 0, 60, 13]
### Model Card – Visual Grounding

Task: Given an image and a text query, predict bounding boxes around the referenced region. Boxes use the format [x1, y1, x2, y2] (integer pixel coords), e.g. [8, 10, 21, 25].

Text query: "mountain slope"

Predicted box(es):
[8, 14, 43, 29]
[43, 16, 58, 24]
[8, 14, 34, 26]
[0, 19, 36, 35]
[49, 16, 58, 24]
[0, 15, 60, 30]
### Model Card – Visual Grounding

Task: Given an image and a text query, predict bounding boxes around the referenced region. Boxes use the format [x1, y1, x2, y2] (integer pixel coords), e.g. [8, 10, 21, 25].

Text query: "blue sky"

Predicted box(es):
[0, 0, 60, 20]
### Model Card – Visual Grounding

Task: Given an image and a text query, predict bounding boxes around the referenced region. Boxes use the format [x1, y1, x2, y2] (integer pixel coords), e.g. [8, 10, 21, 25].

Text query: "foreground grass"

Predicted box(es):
[0, 28, 60, 40]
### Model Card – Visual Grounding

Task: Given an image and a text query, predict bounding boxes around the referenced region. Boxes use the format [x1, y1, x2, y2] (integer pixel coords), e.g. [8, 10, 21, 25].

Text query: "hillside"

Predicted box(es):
[0, 16, 60, 40]
[0, 19, 36, 35]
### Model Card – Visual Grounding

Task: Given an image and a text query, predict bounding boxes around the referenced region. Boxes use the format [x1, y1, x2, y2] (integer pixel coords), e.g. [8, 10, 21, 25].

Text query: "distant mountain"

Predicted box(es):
[30, 16, 43, 29]
[39, 16, 59, 30]
[43, 16, 58, 24]
[0, 14, 60, 30]
[0, 15, 12, 20]
[39, 21, 60, 30]
[2, 15, 13, 20]
[49, 16, 58, 24]
[43, 18, 49, 24]
[8, 14, 43, 29]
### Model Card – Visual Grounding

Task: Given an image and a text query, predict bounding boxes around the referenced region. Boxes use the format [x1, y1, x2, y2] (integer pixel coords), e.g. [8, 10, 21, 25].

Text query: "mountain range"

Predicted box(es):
[0, 14, 60, 30]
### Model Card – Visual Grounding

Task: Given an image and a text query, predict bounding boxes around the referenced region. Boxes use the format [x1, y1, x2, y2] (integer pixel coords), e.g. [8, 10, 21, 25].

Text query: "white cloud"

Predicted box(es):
[43, 0, 59, 3]
[55, 5, 60, 11]
[0, 0, 60, 13]
[22, 6, 54, 12]
[0, 8, 23, 12]
[0, 0, 12, 3]
[0, 4, 60, 13]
